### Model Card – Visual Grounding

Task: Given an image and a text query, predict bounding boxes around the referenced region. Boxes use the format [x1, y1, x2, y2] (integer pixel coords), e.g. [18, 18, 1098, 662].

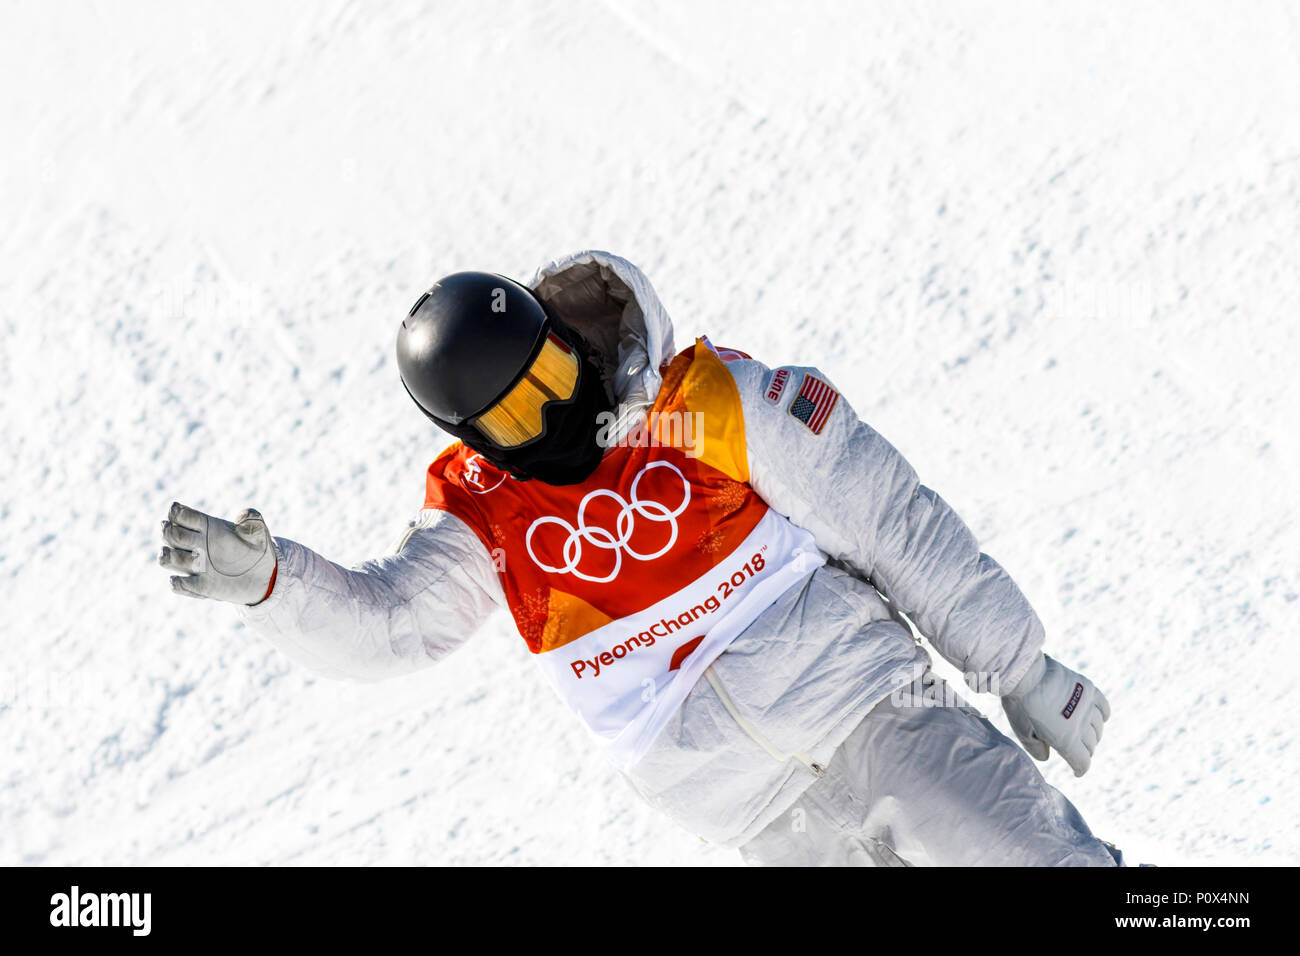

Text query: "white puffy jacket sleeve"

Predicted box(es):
[239, 508, 504, 681]
[727, 358, 1046, 696]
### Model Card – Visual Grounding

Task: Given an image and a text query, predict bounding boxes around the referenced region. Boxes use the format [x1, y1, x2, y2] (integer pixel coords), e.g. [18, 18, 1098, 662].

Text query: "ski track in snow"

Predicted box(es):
[2, 0, 1297, 865]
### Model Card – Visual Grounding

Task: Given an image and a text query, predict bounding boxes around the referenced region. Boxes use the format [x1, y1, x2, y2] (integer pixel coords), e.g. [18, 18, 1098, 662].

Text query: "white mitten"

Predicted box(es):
[1002, 655, 1110, 777]
[159, 501, 278, 605]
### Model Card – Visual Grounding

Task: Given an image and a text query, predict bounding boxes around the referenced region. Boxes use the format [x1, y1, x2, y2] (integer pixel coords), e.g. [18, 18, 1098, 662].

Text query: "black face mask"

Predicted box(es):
[430, 331, 614, 486]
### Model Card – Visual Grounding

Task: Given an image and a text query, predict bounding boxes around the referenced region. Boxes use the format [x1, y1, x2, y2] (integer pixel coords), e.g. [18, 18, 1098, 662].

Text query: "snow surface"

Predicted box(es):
[2, 0, 1297, 866]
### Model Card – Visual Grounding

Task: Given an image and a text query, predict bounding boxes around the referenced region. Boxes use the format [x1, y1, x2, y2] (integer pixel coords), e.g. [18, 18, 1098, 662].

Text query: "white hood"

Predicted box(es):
[530, 250, 676, 441]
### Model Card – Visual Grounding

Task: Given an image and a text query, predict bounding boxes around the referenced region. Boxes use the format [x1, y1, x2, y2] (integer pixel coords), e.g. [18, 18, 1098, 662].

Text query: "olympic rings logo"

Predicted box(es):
[525, 462, 690, 583]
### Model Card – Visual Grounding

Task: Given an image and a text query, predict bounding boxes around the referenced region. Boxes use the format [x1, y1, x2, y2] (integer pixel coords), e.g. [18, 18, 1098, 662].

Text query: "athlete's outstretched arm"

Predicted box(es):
[160, 501, 504, 681]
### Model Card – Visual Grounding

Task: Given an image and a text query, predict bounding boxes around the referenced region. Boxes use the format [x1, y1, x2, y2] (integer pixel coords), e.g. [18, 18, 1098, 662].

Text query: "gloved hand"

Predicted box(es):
[1002, 654, 1110, 777]
[158, 501, 278, 605]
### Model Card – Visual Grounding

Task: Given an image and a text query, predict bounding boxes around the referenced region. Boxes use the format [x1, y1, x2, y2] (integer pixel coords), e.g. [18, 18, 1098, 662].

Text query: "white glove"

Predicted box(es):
[159, 501, 278, 605]
[1002, 654, 1110, 777]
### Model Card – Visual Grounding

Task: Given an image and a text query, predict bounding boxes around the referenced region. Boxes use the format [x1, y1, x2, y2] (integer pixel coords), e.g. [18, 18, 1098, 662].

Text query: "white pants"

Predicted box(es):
[739, 670, 1121, 866]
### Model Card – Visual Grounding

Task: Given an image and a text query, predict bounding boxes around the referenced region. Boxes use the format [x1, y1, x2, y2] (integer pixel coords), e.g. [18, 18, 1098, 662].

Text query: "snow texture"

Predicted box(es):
[1, 0, 1297, 865]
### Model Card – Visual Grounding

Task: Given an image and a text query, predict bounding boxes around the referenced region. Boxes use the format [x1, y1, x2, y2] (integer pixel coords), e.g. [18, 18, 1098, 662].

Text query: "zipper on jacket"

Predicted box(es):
[703, 665, 826, 778]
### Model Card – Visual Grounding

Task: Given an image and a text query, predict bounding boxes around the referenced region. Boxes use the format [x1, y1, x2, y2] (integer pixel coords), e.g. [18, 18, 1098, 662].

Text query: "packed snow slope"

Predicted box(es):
[2, 0, 1297, 865]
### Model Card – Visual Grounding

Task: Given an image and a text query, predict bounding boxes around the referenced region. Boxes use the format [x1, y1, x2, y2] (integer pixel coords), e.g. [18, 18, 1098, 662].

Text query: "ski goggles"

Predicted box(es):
[469, 331, 581, 448]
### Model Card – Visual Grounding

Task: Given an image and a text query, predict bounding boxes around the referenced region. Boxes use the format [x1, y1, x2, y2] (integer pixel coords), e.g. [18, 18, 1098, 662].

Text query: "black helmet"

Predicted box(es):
[397, 271, 612, 484]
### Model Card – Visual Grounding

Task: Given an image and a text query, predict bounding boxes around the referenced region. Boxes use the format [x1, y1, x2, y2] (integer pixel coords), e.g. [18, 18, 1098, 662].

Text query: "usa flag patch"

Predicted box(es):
[789, 373, 839, 434]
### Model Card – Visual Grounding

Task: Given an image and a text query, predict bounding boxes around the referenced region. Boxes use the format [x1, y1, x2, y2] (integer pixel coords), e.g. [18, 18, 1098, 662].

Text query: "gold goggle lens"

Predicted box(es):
[473, 332, 580, 447]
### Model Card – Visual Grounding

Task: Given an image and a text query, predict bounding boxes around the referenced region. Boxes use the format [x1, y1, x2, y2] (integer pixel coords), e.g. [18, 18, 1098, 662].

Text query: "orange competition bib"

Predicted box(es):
[423, 339, 824, 767]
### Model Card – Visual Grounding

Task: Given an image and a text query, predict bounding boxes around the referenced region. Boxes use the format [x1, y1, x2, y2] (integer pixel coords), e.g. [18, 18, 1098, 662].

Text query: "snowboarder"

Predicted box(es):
[159, 250, 1118, 866]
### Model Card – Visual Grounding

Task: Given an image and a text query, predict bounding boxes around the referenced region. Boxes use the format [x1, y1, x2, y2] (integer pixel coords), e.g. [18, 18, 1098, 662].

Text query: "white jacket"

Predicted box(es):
[242, 251, 1046, 847]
